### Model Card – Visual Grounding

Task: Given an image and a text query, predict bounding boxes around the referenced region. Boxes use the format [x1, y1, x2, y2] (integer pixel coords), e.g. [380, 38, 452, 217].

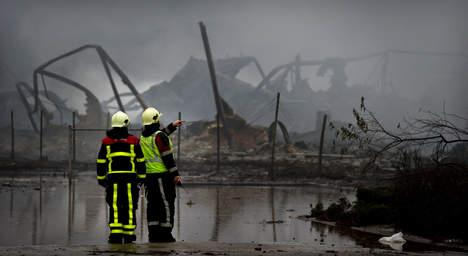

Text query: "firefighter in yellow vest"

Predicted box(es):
[140, 107, 182, 242]
[96, 111, 146, 244]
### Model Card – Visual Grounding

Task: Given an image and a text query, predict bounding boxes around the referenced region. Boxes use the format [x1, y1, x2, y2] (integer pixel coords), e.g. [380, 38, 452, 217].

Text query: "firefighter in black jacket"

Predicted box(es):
[96, 111, 146, 244]
[140, 107, 181, 242]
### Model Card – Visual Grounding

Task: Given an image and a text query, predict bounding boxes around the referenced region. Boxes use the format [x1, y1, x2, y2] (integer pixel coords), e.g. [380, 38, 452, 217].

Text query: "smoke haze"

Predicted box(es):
[0, 0, 467, 124]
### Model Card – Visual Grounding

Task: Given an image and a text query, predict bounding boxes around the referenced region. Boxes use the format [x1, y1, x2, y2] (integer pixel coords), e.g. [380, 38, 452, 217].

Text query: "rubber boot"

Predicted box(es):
[159, 228, 176, 243]
[148, 226, 162, 243]
[123, 234, 136, 244]
[108, 233, 123, 244]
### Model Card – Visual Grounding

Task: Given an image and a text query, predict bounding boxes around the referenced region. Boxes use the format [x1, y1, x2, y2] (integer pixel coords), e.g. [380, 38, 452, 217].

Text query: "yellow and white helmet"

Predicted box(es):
[141, 107, 162, 125]
[111, 111, 130, 127]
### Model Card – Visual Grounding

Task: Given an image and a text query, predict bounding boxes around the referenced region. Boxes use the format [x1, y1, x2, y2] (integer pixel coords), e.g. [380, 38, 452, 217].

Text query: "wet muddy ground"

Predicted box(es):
[3, 242, 461, 256]
[0, 172, 464, 255]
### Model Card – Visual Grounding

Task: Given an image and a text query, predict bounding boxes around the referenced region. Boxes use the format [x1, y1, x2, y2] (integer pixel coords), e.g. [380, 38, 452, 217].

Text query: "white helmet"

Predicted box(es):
[111, 111, 130, 127]
[142, 107, 162, 125]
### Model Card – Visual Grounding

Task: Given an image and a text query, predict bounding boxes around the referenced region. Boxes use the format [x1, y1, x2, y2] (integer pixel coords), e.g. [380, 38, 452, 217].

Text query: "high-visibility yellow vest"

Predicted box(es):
[140, 131, 173, 174]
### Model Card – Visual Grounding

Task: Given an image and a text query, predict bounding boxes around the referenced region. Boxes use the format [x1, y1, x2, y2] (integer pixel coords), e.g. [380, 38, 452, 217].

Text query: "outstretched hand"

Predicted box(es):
[172, 120, 184, 127]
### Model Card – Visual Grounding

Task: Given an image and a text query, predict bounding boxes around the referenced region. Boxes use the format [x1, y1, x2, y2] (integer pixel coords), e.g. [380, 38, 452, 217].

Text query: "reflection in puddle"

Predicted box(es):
[0, 175, 357, 247]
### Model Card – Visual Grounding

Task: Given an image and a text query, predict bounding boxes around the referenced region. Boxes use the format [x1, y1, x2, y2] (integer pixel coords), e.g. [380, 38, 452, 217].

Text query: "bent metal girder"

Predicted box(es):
[268, 120, 291, 145]
[32, 44, 148, 115]
[16, 82, 41, 132]
[256, 49, 468, 94]
[16, 81, 65, 132]
[40, 70, 103, 128]
[103, 92, 138, 110]
[17, 81, 76, 133]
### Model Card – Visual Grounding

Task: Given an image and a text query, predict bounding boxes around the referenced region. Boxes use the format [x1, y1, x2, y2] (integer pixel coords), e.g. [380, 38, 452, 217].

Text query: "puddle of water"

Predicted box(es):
[1, 174, 465, 255]
[0, 174, 358, 248]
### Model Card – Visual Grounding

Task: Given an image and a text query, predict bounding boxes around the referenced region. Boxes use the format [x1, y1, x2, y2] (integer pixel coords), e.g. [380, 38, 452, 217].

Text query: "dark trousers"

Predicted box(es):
[145, 173, 176, 237]
[106, 181, 138, 239]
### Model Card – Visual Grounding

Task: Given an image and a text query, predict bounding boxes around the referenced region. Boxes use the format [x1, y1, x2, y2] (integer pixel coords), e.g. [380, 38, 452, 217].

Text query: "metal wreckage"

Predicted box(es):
[15, 44, 147, 132]
[1, 43, 459, 159]
[5, 44, 297, 154]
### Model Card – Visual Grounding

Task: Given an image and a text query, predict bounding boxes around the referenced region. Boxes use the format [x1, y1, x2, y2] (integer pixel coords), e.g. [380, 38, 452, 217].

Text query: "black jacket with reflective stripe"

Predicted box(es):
[96, 133, 146, 184]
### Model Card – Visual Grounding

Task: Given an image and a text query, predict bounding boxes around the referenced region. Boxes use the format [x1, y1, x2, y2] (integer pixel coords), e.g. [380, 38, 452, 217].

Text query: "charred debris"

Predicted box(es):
[1, 39, 464, 180]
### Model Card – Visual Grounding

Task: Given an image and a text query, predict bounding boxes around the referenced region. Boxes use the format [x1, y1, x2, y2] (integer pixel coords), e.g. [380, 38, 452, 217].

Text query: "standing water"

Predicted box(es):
[0, 173, 357, 247]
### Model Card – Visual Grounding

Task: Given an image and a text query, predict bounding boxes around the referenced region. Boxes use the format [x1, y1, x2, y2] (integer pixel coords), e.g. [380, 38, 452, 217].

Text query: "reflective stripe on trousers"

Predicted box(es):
[107, 182, 137, 235]
[145, 175, 176, 230]
[158, 178, 172, 227]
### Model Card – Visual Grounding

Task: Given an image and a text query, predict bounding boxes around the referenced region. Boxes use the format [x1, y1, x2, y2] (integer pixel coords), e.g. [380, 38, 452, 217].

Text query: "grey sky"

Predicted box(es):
[0, 0, 466, 116]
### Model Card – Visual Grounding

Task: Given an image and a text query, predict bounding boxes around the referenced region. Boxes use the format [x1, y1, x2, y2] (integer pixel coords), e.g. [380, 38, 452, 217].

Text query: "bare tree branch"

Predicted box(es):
[334, 97, 468, 171]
